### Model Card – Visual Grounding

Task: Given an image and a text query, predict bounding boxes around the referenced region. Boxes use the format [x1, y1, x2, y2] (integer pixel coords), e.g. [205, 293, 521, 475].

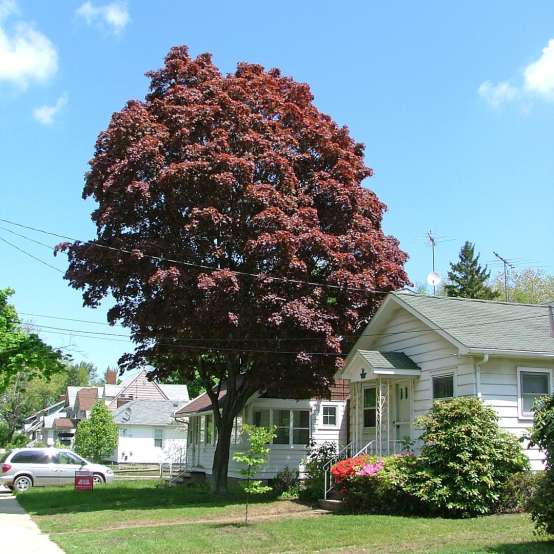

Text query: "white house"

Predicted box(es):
[176, 382, 349, 479]
[112, 400, 187, 464]
[338, 292, 554, 470]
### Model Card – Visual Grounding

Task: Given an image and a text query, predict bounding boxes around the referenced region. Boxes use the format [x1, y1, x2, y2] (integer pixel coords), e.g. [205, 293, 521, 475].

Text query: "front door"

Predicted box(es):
[395, 382, 411, 443]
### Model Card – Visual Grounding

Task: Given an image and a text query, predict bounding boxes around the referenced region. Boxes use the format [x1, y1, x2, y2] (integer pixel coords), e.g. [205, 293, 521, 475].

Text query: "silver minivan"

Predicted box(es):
[0, 448, 114, 492]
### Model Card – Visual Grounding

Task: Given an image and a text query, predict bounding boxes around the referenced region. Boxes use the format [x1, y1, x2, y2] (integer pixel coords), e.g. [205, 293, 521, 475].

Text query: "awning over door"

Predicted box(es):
[340, 350, 420, 382]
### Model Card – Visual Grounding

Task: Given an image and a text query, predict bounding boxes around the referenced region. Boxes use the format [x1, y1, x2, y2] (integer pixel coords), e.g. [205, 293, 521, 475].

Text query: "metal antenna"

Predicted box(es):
[428, 230, 437, 295]
[493, 251, 515, 302]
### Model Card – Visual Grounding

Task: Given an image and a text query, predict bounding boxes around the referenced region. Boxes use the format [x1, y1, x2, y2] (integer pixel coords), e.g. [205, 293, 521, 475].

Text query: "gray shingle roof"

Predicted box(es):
[358, 350, 420, 370]
[394, 293, 554, 354]
[113, 400, 186, 426]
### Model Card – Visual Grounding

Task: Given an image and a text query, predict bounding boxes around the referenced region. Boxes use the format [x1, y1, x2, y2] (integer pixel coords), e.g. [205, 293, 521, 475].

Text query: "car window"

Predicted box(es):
[54, 451, 83, 465]
[11, 450, 50, 464]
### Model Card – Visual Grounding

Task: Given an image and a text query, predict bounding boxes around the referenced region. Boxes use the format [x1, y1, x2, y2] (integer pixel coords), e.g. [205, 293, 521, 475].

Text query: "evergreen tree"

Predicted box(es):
[444, 242, 499, 300]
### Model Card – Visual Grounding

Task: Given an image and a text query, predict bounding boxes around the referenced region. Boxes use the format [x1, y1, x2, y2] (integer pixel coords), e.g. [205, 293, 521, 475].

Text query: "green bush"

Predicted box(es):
[497, 470, 544, 513]
[272, 466, 299, 498]
[528, 394, 554, 535]
[405, 397, 529, 517]
[299, 440, 337, 502]
[341, 455, 422, 515]
[5, 432, 30, 449]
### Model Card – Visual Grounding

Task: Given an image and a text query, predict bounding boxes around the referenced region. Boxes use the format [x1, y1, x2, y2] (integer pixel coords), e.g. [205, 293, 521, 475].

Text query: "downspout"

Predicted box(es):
[474, 354, 489, 399]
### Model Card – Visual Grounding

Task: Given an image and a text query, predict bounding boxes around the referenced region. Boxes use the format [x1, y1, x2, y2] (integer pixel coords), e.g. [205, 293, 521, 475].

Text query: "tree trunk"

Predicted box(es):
[211, 413, 235, 494]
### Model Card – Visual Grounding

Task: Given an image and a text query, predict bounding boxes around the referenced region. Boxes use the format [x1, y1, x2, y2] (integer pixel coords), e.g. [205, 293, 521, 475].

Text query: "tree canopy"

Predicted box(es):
[493, 268, 554, 304]
[74, 401, 118, 463]
[0, 288, 65, 395]
[444, 242, 499, 300]
[59, 46, 409, 491]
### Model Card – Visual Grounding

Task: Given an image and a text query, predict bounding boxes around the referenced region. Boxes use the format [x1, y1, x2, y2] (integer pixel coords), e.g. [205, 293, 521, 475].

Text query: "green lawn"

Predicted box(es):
[17, 481, 554, 554]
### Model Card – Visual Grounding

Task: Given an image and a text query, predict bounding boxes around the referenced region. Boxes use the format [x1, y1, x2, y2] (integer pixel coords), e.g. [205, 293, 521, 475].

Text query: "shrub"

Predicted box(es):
[5, 432, 30, 449]
[528, 394, 554, 535]
[339, 454, 422, 515]
[299, 440, 337, 502]
[405, 397, 529, 517]
[272, 466, 299, 498]
[497, 470, 544, 514]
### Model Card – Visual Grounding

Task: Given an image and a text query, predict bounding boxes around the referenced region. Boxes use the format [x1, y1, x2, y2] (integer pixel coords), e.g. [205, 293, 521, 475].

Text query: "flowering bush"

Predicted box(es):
[336, 454, 421, 515]
[330, 455, 370, 483]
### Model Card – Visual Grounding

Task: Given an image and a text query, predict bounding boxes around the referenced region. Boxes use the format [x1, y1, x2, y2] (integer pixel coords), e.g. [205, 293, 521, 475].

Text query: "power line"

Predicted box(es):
[0, 235, 65, 274]
[0, 217, 392, 295]
[20, 312, 549, 346]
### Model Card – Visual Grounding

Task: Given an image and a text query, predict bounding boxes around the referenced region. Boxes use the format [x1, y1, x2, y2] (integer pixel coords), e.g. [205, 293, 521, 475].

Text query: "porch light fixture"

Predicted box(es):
[360, 368, 367, 380]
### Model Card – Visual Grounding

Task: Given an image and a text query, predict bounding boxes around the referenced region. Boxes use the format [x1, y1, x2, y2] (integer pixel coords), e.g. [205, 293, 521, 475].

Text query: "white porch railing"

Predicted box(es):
[323, 440, 411, 500]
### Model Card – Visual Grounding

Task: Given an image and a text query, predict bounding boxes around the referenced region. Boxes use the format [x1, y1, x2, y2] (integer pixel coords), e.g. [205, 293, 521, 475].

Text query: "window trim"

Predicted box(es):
[432, 372, 455, 400]
[517, 367, 552, 420]
[322, 405, 337, 427]
[154, 428, 163, 449]
[363, 385, 377, 429]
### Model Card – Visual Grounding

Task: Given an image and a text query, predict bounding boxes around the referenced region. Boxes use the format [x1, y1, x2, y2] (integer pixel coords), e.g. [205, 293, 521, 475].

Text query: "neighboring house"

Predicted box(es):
[23, 369, 189, 462]
[337, 292, 554, 469]
[112, 400, 188, 464]
[176, 381, 349, 479]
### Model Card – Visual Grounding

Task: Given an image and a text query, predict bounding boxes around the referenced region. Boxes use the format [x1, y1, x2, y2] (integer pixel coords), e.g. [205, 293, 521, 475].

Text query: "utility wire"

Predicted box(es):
[0, 217, 392, 295]
[0, 235, 65, 274]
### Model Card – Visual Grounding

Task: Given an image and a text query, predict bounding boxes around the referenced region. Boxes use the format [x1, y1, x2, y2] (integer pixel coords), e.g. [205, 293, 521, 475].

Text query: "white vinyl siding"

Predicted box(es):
[186, 398, 347, 479]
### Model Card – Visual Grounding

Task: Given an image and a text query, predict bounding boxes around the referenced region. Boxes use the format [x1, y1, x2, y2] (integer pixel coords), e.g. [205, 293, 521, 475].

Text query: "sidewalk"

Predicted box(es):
[0, 488, 63, 553]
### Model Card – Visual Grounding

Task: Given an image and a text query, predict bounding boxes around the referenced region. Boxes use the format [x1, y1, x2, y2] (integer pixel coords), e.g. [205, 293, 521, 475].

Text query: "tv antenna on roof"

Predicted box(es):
[493, 251, 515, 302]
[426, 230, 441, 295]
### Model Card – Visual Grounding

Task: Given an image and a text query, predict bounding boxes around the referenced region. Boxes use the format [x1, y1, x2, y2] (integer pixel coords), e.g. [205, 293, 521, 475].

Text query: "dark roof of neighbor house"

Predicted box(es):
[53, 417, 75, 429]
[113, 400, 185, 426]
[75, 388, 98, 412]
[393, 292, 554, 355]
[174, 388, 227, 416]
[357, 350, 420, 370]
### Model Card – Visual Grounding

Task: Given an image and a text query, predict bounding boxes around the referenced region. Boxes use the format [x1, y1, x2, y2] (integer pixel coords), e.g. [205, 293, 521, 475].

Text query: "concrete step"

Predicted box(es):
[318, 499, 344, 512]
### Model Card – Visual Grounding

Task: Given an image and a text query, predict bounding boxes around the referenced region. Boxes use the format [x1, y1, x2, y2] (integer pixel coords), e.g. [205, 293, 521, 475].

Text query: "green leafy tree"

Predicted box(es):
[406, 397, 528, 517]
[528, 394, 554, 535]
[493, 268, 554, 304]
[66, 361, 99, 386]
[74, 401, 118, 462]
[0, 288, 65, 395]
[233, 424, 276, 524]
[444, 242, 499, 300]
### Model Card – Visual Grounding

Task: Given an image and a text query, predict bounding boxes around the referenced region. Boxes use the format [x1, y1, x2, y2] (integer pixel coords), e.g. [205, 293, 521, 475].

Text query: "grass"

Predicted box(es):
[17, 480, 554, 554]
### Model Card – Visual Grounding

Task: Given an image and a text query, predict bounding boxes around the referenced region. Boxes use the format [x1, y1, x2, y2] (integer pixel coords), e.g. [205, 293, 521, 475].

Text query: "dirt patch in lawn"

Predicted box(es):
[49, 501, 328, 535]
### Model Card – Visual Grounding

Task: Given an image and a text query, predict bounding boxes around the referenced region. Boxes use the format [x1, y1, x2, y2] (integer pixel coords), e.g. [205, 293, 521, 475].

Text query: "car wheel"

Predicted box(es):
[93, 473, 105, 485]
[13, 475, 33, 493]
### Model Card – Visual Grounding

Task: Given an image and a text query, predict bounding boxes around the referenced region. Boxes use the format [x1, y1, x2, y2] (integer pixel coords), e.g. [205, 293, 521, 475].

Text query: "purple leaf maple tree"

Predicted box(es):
[59, 46, 409, 492]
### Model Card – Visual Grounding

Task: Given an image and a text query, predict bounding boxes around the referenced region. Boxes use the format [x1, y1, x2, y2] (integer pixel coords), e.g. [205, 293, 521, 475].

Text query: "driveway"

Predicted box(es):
[0, 487, 63, 553]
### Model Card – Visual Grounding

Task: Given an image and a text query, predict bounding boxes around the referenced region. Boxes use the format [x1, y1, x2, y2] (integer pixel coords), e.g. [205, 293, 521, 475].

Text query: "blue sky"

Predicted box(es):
[1, 1, 553, 374]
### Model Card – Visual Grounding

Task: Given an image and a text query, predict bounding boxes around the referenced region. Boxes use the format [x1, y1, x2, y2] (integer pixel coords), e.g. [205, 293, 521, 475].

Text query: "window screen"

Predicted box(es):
[322, 406, 337, 425]
[433, 375, 454, 399]
[274, 410, 290, 444]
[521, 372, 550, 415]
[363, 387, 377, 428]
[292, 410, 310, 445]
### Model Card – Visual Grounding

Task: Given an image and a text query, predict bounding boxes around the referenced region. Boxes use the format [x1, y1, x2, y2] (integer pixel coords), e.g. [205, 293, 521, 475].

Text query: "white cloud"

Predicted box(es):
[524, 39, 554, 99]
[478, 80, 519, 108]
[76, 2, 129, 33]
[0, 2, 58, 89]
[33, 94, 67, 125]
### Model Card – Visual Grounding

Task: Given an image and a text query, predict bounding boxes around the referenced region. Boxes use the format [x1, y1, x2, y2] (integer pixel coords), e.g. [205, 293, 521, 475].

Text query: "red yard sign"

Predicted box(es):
[74, 470, 93, 491]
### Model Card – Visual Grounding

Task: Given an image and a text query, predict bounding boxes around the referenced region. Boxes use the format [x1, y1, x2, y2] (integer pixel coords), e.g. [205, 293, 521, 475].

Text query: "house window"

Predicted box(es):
[274, 410, 290, 444]
[322, 405, 337, 426]
[519, 369, 550, 418]
[205, 414, 213, 444]
[252, 409, 270, 428]
[292, 410, 310, 445]
[363, 387, 377, 428]
[154, 428, 163, 448]
[433, 375, 454, 399]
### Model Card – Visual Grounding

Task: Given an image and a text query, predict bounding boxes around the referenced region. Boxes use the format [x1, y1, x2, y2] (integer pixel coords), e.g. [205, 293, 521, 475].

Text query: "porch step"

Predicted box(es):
[318, 499, 344, 513]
